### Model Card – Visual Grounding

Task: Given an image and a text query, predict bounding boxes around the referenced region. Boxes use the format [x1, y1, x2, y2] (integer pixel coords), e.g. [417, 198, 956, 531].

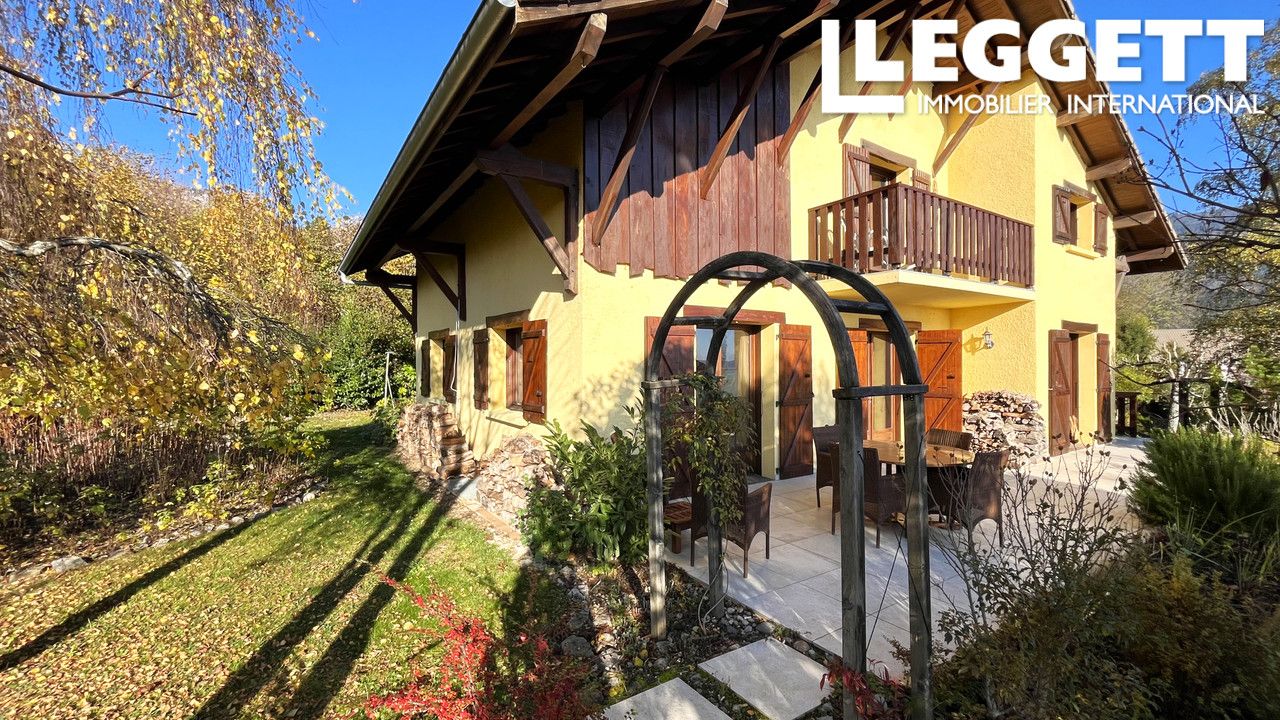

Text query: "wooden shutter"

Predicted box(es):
[778, 324, 814, 478]
[644, 317, 696, 494]
[844, 145, 872, 196]
[1052, 187, 1075, 244]
[1093, 204, 1110, 254]
[916, 330, 963, 431]
[473, 331, 489, 410]
[848, 329, 873, 437]
[1048, 329, 1076, 454]
[521, 320, 547, 423]
[912, 169, 932, 190]
[419, 341, 430, 397]
[1097, 333, 1113, 441]
[442, 335, 457, 403]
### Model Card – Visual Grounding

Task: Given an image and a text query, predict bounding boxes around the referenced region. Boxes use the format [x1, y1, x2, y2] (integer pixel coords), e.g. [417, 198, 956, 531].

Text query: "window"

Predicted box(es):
[473, 331, 490, 410]
[504, 327, 523, 410]
[438, 334, 456, 403]
[1052, 186, 1079, 244]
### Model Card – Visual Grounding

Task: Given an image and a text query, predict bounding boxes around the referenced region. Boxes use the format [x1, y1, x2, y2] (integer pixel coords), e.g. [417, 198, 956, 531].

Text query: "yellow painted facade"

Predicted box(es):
[413, 39, 1123, 470]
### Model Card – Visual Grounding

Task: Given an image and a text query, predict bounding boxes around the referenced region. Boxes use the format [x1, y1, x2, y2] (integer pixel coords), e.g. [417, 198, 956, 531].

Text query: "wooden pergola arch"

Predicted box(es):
[643, 251, 933, 720]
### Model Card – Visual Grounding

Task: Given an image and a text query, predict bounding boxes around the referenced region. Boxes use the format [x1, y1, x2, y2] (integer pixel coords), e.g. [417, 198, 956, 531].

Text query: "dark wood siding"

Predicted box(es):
[584, 66, 791, 277]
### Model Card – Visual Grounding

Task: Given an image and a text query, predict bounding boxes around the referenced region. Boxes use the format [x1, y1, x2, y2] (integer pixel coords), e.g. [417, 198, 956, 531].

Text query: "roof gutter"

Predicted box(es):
[339, 0, 516, 276]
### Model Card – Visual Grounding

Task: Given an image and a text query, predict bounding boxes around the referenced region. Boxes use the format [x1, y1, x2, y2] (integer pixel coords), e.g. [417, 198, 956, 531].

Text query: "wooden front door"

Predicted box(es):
[1049, 329, 1079, 454]
[1097, 333, 1113, 442]
[917, 330, 963, 431]
[778, 324, 814, 479]
[697, 326, 763, 475]
[849, 328, 901, 440]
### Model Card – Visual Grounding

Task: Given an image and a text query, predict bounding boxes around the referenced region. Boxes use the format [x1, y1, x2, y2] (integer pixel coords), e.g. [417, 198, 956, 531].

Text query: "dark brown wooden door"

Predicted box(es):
[1049, 329, 1078, 454]
[916, 330, 963, 431]
[521, 320, 547, 424]
[1097, 333, 1113, 441]
[778, 324, 813, 479]
[849, 329, 872, 438]
[645, 318, 696, 494]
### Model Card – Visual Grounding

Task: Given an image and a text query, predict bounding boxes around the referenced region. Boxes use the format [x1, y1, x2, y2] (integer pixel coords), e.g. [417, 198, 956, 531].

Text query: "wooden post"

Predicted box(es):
[643, 381, 668, 639]
[836, 394, 867, 719]
[902, 392, 934, 720]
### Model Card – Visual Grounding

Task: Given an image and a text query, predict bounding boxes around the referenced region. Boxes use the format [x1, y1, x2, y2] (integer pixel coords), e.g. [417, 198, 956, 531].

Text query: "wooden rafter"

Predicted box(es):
[495, 173, 578, 294]
[1085, 157, 1134, 181]
[604, 0, 728, 110]
[409, 245, 467, 321]
[475, 146, 577, 187]
[932, 81, 1002, 174]
[1112, 210, 1158, 229]
[835, 6, 920, 141]
[593, 0, 727, 242]
[1055, 111, 1091, 127]
[699, 36, 783, 198]
[714, 0, 837, 77]
[365, 268, 416, 328]
[490, 13, 607, 149]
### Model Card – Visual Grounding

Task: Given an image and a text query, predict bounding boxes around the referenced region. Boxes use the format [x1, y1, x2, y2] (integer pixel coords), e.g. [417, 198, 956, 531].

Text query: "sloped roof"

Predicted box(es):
[341, 0, 1182, 276]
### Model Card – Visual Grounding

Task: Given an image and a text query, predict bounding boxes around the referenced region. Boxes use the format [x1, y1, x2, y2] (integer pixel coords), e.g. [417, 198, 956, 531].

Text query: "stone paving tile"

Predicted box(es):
[699, 638, 831, 720]
[604, 678, 732, 720]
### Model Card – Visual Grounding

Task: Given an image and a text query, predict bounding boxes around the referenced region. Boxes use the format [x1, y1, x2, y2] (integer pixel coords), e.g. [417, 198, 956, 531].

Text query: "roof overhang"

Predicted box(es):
[343, 0, 1183, 277]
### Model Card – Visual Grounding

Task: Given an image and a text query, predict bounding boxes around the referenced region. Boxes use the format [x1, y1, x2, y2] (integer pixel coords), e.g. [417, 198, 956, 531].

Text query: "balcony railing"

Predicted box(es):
[807, 183, 1034, 287]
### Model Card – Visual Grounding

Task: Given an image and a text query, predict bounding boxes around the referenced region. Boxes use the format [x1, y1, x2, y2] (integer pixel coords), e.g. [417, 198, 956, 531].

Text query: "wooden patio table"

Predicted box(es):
[862, 440, 974, 468]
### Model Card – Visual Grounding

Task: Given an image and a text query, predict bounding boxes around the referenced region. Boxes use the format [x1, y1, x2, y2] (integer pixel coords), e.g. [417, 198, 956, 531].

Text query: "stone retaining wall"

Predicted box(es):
[473, 433, 554, 526]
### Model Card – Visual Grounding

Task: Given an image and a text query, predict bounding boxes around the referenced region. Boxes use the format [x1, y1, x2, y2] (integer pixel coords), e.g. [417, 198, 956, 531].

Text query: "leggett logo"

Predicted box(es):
[820, 18, 1266, 116]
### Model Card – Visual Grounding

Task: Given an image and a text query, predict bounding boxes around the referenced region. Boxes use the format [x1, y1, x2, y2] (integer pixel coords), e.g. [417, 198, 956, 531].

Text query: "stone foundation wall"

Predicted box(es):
[473, 433, 555, 526]
[396, 402, 476, 480]
[963, 390, 1048, 468]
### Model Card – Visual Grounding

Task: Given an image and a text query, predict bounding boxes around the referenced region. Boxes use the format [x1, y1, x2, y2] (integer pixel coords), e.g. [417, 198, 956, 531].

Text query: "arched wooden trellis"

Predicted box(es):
[643, 252, 933, 720]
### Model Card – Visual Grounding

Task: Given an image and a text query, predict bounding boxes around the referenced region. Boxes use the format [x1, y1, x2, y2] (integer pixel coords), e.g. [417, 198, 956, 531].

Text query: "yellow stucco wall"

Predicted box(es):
[406, 39, 1124, 465]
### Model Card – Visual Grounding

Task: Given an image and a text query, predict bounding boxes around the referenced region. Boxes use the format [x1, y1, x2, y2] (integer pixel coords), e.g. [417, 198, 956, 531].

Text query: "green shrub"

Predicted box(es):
[1132, 429, 1280, 590]
[323, 298, 413, 410]
[1132, 429, 1280, 536]
[519, 416, 647, 564]
[936, 556, 1280, 720]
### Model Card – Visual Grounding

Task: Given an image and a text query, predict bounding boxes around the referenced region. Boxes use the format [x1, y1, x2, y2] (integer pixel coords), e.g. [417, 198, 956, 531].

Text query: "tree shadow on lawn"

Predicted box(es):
[0, 515, 264, 672]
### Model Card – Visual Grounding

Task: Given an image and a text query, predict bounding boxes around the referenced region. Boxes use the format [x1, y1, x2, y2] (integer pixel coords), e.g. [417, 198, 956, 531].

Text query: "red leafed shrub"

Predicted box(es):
[364, 577, 591, 720]
[821, 658, 910, 719]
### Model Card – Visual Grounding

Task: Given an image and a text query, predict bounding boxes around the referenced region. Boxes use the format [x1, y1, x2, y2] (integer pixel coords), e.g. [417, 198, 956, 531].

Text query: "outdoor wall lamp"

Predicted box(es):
[982, 328, 995, 350]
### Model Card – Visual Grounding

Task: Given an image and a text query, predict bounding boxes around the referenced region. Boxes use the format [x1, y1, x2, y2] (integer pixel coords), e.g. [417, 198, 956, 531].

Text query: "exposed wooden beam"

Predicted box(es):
[489, 13, 607, 149]
[414, 251, 464, 320]
[1112, 210, 1158, 229]
[364, 268, 416, 289]
[375, 283, 415, 328]
[1055, 110, 1091, 127]
[409, 240, 466, 257]
[837, 7, 920, 141]
[1085, 157, 1134, 181]
[775, 0, 908, 163]
[700, 36, 783, 198]
[1123, 245, 1175, 263]
[932, 82, 1001, 174]
[593, 68, 664, 242]
[515, 0, 654, 25]
[475, 145, 576, 188]
[716, 0, 834, 77]
[496, 173, 577, 294]
[604, 0, 727, 112]
[408, 164, 479, 234]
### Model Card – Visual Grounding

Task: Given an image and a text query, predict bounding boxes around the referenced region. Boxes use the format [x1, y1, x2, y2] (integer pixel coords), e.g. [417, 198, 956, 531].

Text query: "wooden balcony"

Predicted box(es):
[807, 183, 1034, 288]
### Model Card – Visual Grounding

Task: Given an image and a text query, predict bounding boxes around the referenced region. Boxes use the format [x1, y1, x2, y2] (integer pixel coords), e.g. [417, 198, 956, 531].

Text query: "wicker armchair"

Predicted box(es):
[925, 428, 975, 451]
[689, 480, 771, 577]
[816, 444, 905, 546]
[942, 450, 1009, 545]
[812, 425, 841, 507]
[662, 442, 706, 557]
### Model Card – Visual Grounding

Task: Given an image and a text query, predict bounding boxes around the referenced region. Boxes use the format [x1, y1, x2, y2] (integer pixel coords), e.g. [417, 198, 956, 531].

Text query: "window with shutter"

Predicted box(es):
[419, 340, 430, 397]
[844, 145, 872, 196]
[1052, 187, 1077, 244]
[912, 169, 932, 190]
[521, 319, 547, 424]
[473, 331, 489, 410]
[1093, 204, 1110, 254]
[504, 327, 524, 410]
[441, 334, 456, 404]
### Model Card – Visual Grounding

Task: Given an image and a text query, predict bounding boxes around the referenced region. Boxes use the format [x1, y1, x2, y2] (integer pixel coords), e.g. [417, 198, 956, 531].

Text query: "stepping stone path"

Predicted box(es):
[604, 678, 731, 720]
[604, 639, 829, 720]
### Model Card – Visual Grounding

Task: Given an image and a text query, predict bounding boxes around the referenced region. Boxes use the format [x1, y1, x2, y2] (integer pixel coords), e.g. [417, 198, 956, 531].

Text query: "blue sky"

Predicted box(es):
[99, 1, 1275, 216]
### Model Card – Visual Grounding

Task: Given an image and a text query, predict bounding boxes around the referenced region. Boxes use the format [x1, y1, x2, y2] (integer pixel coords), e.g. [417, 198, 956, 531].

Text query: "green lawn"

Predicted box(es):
[0, 411, 553, 719]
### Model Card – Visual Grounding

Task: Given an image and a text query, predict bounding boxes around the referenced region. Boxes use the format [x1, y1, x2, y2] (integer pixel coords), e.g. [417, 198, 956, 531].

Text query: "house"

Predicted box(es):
[339, 0, 1182, 477]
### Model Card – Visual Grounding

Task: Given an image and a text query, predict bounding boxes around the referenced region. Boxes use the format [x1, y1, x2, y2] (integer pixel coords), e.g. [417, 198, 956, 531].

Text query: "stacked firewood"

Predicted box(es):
[396, 402, 477, 480]
[962, 390, 1048, 468]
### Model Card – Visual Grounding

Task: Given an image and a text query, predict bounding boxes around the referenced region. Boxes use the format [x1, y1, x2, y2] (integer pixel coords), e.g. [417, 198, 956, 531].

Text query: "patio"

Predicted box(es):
[663, 437, 1149, 677]
[665, 471, 974, 677]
